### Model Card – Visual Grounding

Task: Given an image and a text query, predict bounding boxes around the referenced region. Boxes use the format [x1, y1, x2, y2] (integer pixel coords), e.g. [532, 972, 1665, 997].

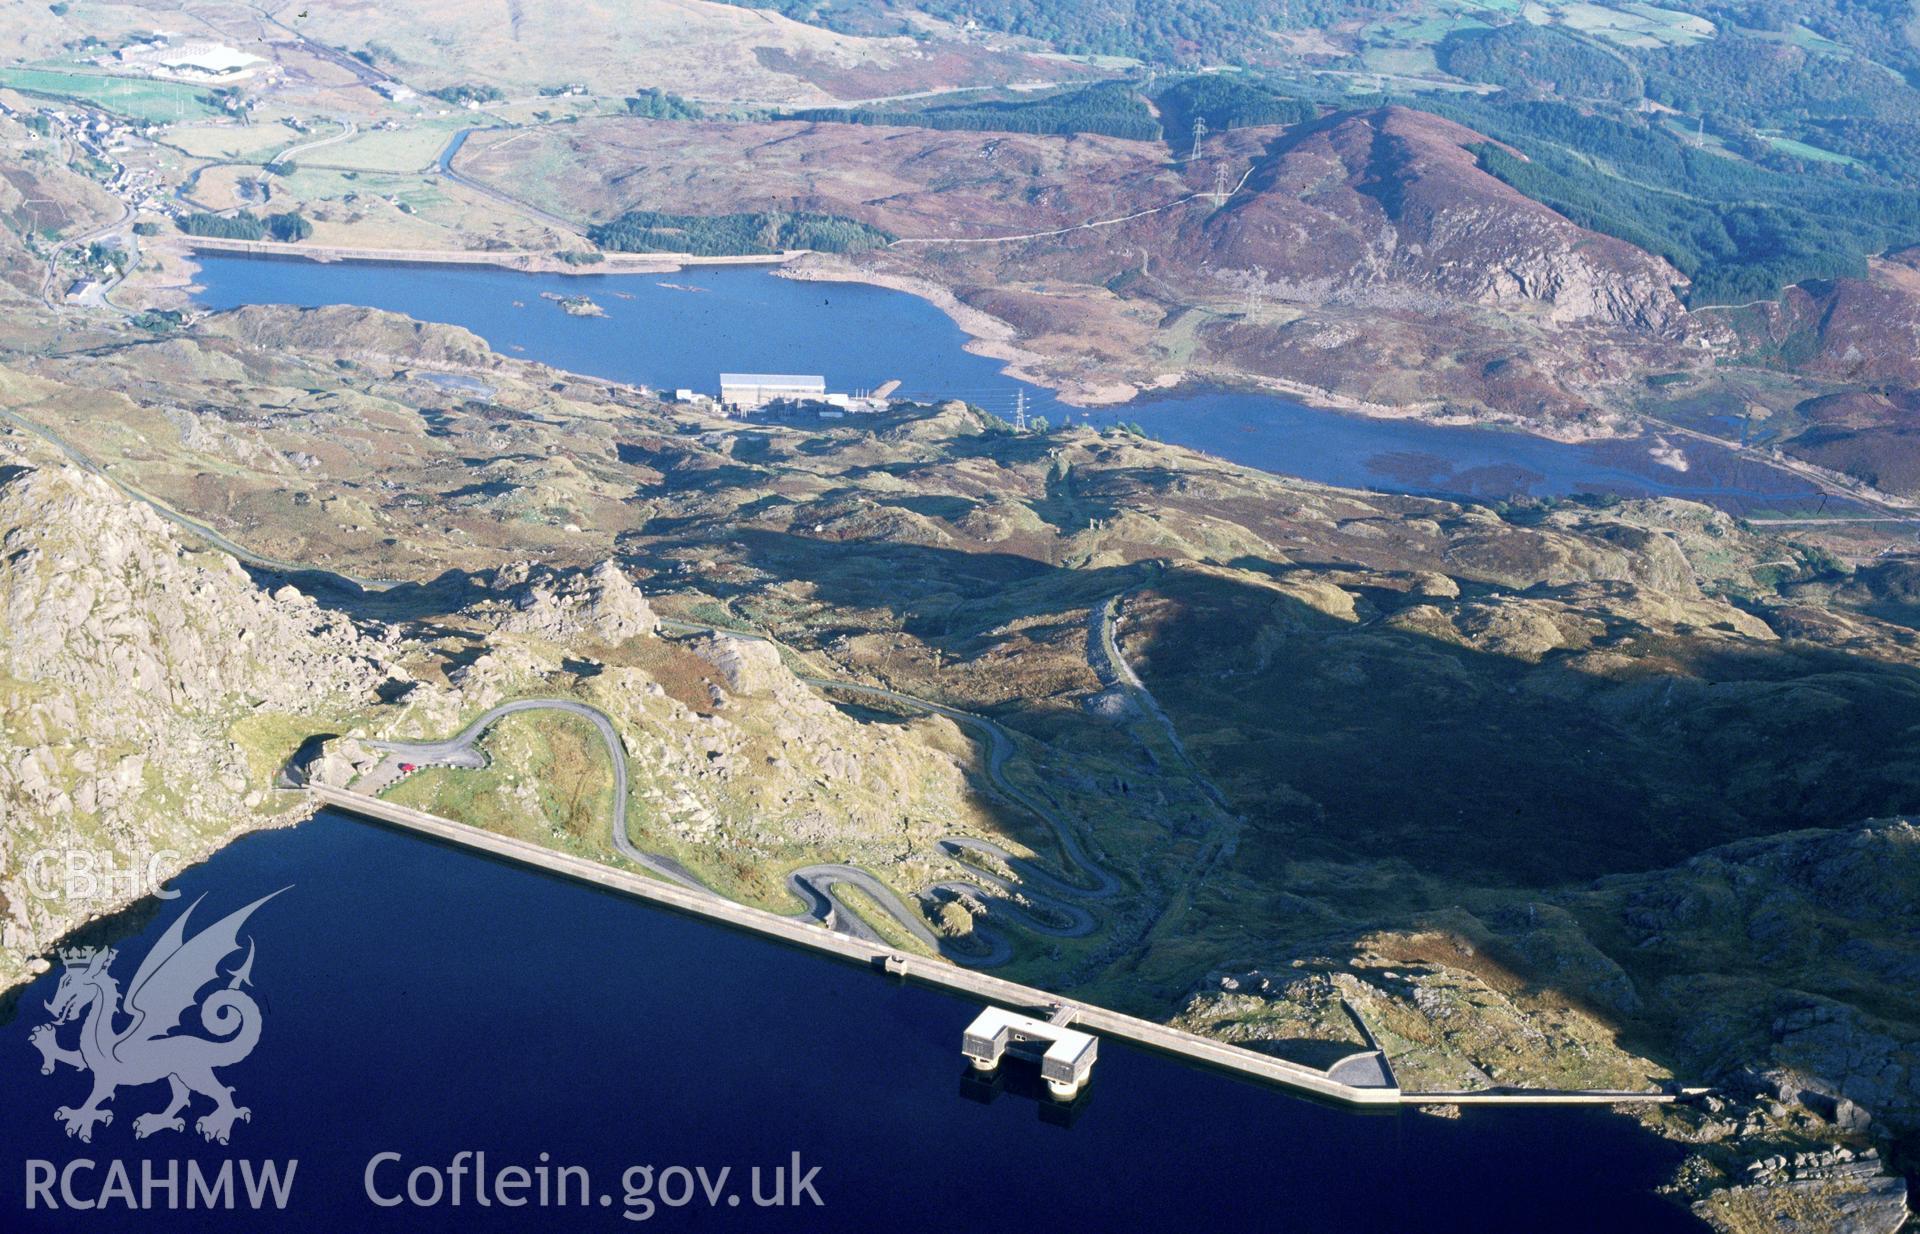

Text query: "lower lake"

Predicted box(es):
[192, 255, 1841, 516]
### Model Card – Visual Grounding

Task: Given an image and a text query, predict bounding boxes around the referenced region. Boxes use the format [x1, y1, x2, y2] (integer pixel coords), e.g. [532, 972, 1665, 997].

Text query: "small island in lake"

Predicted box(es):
[540, 291, 606, 317]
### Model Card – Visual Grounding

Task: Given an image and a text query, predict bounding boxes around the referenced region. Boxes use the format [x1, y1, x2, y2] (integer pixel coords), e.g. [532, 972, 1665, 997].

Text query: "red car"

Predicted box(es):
[398, 762, 417, 773]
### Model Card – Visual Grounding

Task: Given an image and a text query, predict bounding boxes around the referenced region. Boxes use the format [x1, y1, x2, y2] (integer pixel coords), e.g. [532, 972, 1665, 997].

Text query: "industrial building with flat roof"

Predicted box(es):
[719, 373, 826, 411]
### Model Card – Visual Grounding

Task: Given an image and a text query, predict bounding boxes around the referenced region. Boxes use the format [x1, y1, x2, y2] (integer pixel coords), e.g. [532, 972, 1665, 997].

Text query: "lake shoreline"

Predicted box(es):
[775, 257, 1643, 444]
[153, 242, 1631, 444]
[138, 237, 798, 312]
[169, 235, 800, 272]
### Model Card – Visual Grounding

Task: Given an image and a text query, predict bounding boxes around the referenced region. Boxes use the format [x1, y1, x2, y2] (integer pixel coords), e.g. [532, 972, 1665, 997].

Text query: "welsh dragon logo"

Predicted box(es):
[29, 890, 286, 1145]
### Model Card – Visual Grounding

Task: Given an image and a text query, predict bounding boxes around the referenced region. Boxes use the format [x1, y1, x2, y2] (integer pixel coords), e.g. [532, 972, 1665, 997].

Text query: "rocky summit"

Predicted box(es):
[0, 442, 394, 984]
[468, 559, 661, 643]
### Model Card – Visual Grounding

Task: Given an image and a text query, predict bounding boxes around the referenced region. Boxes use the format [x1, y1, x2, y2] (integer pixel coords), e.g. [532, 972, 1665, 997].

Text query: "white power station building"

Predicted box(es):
[719, 373, 826, 411]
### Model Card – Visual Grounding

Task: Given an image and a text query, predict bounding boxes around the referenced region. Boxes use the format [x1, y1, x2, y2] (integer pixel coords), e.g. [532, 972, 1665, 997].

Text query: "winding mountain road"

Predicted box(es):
[927, 872, 1096, 938]
[0, 415, 1136, 964]
[784, 863, 1020, 965]
[799, 677, 1121, 897]
[37, 197, 131, 311]
[0, 424, 1128, 969]
[357, 668, 1113, 966]
[344, 666, 1123, 966]
[3, 406, 1240, 975]
[270, 118, 356, 168]
[784, 676, 1122, 963]
[362, 697, 707, 892]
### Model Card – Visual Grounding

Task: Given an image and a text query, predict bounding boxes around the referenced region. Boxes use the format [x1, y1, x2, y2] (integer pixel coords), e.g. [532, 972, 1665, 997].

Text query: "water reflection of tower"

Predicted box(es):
[958, 1066, 1092, 1129]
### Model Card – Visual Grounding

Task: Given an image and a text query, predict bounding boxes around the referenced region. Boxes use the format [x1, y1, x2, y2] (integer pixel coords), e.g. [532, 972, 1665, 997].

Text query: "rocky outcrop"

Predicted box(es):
[464, 559, 659, 644]
[306, 738, 380, 790]
[1696, 1150, 1908, 1234]
[1175, 822, 1918, 1231]
[0, 468, 389, 712]
[0, 449, 392, 985]
[685, 633, 790, 699]
[197, 305, 503, 374]
[1530, 822, 1920, 1126]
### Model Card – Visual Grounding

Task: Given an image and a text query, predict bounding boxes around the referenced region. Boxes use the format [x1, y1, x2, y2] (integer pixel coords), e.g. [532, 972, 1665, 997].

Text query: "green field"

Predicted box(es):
[278, 167, 448, 210]
[1761, 132, 1865, 168]
[0, 67, 225, 123]
[1552, 0, 1714, 47]
[383, 709, 618, 856]
[1395, 15, 1493, 41]
[163, 121, 301, 161]
[311, 123, 465, 173]
[1737, 22, 1850, 56]
[1361, 46, 1447, 77]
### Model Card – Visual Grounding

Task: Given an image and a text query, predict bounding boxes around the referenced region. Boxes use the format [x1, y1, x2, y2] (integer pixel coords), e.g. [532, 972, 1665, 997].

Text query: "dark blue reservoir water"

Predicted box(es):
[190, 256, 1839, 516]
[0, 813, 1702, 1232]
